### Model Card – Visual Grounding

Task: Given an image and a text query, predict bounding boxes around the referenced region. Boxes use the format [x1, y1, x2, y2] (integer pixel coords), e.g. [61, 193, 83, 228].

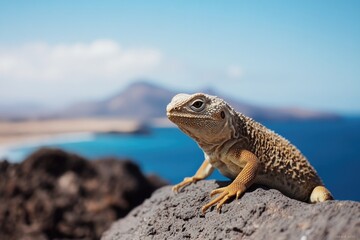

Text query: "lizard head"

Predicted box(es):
[166, 93, 237, 144]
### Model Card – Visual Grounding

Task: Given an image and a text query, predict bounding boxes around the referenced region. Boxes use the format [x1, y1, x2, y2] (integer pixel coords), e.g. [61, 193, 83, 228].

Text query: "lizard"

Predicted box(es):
[166, 93, 333, 213]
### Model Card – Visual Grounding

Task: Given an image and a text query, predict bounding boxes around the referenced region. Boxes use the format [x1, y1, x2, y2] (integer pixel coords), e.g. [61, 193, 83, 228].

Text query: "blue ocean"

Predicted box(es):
[2, 118, 360, 201]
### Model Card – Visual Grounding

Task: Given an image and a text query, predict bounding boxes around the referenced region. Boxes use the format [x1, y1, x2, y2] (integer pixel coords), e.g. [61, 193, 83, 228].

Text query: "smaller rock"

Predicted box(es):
[0, 147, 168, 240]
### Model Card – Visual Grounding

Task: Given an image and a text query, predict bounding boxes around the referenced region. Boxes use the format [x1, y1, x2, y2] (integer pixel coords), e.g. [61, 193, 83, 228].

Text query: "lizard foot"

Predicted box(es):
[201, 182, 246, 214]
[172, 177, 199, 193]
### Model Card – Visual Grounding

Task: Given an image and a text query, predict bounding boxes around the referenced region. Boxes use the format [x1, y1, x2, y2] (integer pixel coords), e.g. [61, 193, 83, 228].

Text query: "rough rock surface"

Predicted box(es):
[0, 148, 167, 240]
[102, 180, 360, 240]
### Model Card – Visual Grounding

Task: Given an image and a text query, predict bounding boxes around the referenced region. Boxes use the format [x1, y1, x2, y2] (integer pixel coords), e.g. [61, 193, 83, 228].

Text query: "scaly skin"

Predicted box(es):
[166, 93, 333, 213]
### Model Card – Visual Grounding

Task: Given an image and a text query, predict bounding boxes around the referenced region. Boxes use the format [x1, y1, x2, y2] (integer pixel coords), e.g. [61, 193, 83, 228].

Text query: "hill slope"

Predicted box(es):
[57, 81, 176, 120]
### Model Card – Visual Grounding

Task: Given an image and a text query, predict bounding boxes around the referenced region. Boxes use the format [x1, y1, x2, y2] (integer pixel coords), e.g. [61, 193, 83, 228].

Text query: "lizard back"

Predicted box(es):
[236, 113, 323, 201]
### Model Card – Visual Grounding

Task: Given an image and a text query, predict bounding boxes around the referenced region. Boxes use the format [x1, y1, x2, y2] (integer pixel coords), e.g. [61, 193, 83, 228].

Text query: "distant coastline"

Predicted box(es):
[0, 118, 147, 146]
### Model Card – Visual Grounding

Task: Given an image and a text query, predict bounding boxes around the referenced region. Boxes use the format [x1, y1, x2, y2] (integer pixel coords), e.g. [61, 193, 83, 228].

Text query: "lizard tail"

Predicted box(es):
[310, 185, 334, 203]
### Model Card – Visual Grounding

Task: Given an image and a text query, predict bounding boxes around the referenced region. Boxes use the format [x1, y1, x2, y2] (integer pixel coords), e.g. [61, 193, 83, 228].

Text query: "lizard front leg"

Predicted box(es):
[172, 158, 214, 192]
[202, 150, 259, 213]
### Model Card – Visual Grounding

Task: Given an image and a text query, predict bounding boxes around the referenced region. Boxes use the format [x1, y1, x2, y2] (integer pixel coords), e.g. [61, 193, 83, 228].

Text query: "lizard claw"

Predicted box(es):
[202, 183, 246, 213]
[172, 177, 198, 193]
[171, 185, 180, 193]
[210, 187, 226, 197]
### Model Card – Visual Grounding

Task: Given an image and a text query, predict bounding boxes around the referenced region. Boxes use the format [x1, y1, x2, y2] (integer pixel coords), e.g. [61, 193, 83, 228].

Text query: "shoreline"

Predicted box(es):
[0, 118, 157, 146]
[0, 117, 175, 161]
[0, 131, 98, 162]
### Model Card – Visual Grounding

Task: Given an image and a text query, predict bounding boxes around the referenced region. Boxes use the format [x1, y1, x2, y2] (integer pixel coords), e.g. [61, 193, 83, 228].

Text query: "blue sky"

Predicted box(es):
[0, 1, 359, 113]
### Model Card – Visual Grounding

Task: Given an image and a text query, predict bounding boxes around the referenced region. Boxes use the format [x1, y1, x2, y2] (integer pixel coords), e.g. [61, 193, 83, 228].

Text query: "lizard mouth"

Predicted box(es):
[167, 112, 214, 120]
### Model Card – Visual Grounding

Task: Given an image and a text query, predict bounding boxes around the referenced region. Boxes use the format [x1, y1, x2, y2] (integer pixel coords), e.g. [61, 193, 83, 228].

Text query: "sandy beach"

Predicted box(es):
[0, 118, 145, 146]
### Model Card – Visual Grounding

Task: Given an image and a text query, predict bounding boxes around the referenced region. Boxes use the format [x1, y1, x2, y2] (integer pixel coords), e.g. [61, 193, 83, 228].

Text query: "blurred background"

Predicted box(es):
[0, 1, 359, 201]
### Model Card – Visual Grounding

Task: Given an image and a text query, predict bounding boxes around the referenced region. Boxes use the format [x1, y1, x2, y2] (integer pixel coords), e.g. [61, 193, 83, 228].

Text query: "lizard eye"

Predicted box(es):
[190, 100, 205, 111]
[221, 111, 225, 119]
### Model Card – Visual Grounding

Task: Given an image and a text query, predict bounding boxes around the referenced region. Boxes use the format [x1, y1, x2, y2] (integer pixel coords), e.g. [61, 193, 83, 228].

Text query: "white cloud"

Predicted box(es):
[226, 65, 243, 79]
[0, 40, 247, 106]
[0, 40, 167, 105]
[0, 40, 162, 83]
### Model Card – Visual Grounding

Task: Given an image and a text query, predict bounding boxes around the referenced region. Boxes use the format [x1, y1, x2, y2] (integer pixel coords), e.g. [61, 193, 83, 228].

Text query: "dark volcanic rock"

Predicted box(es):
[0, 148, 167, 240]
[102, 180, 360, 240]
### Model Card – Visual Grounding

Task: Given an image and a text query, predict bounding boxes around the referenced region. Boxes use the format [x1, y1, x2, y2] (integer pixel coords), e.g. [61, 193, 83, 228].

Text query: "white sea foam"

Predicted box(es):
[0, 132, 96, 162]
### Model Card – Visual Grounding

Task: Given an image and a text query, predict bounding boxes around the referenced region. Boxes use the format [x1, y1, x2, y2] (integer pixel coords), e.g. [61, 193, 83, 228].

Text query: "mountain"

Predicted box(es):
[56, 81, 176, 120]
[54, 80, 339, 121]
